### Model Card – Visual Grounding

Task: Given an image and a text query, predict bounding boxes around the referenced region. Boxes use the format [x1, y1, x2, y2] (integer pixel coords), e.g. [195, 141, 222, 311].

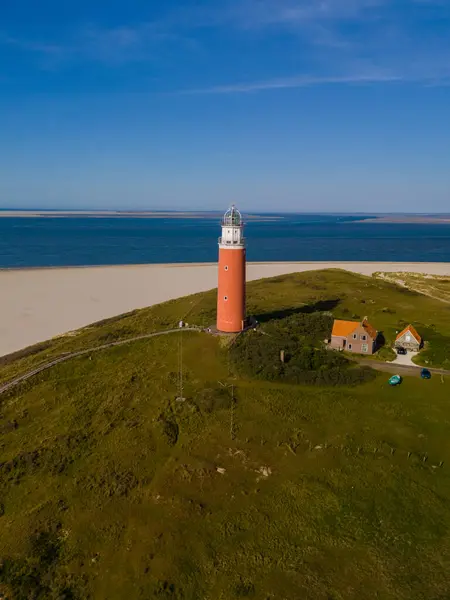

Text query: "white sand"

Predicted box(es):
[1, 261, 450, 358]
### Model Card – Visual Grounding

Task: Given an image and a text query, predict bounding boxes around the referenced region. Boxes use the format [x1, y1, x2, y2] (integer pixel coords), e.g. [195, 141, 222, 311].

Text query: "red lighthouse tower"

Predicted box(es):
[217, 205, 246, 333]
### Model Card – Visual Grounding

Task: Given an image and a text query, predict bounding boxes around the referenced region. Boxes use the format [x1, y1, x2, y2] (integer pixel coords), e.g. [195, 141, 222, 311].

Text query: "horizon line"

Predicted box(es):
[1, 208, 450, 216]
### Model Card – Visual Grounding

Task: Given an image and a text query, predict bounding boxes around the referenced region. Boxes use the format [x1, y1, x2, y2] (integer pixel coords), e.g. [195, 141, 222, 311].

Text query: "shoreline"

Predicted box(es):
[0, 210, 283, 221]
[3, 259, 450, 273]
[2, 211, 450, 225]
[1, 261, 450, 358]
[355, 217, 450, 224]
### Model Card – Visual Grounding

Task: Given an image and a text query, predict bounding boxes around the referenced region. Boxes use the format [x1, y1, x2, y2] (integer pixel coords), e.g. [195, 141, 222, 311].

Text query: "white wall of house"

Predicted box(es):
[395, 331, 421, 350]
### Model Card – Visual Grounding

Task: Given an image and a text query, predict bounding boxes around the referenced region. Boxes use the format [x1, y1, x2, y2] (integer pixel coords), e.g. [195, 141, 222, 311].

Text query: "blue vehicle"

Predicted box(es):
[388, 375, 402, 386]
[421, 368, 431, 380]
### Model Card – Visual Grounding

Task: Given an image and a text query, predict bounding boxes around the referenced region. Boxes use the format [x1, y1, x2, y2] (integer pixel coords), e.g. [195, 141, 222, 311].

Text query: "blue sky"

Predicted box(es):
[1, 0, 449, 212]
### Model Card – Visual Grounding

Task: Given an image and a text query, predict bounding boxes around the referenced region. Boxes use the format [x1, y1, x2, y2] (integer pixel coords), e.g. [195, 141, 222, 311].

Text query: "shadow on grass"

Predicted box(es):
[254, 298, 340, 323]
[375, 331, 386, 352]
[372, 331, 397, 361]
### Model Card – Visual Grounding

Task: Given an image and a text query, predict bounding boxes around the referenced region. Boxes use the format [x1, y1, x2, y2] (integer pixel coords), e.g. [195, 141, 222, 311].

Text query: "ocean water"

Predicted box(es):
[1, 214, 450, 269]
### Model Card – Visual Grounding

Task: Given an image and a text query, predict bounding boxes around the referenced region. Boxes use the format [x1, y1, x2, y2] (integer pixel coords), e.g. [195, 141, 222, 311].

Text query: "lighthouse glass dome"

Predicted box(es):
[222, 205, 242, 227]
[219, 205, 245, 247]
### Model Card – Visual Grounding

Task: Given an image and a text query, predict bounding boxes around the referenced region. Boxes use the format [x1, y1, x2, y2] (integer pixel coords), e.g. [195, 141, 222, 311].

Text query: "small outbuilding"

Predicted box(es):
[394, 324, 422, 351]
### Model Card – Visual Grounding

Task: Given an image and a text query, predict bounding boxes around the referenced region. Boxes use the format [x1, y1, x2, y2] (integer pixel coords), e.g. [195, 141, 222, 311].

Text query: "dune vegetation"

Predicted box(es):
[374, 271, 450, 305]
[1, 269, 450, 599]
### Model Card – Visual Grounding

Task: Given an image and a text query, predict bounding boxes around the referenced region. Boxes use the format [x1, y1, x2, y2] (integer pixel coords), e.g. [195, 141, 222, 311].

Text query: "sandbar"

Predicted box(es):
[356, 215, 450, 224]
[0, 210, 281, 221]
[1, 261, 450, 358]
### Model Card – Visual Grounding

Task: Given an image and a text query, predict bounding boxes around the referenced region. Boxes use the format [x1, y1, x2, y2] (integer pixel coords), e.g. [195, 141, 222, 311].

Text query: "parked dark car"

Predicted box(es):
[397, 347, 407, 355]
[421, 368, 431, 380]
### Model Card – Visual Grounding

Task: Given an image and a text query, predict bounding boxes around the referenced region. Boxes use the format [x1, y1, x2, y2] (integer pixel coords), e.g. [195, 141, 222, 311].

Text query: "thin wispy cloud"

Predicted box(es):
[223, 0, 389, 30]
[177, 71, 403, 95]
[76, 23, 170, 64]
[0, 22, 192, 67]
[0, 0, 400, 61]
[0, 33, 68, 71]
[0, 33, 64, 56]
[1, 0, 450, 89]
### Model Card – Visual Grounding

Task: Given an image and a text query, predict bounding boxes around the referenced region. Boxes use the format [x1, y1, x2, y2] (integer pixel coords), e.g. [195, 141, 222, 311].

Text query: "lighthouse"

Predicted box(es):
[217, 205, 246, 333]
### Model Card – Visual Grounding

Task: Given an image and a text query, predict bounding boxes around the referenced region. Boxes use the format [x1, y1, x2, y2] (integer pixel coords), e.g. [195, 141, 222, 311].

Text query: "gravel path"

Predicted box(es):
[0, 328, 198, 397]
[391, 351, 420, 368]
[356, 358, 449, 378]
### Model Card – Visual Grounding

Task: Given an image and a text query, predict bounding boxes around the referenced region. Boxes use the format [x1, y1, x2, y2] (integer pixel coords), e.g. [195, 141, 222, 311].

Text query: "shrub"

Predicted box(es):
[0, 341, 53, 367]
[231, 313, 375, 386]
[157, 415, 179, 446]
[0, 528, 82, 599]
[197, 386, 231, 413]
[153, 580, 184, 598]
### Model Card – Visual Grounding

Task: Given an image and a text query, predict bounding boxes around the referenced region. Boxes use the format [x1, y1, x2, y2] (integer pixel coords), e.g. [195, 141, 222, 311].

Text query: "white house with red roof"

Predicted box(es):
[394, 325, 422, 351]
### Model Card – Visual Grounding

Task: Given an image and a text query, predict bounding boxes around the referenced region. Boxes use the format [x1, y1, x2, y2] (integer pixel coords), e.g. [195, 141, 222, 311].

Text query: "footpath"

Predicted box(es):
[0, 328, 199, 396]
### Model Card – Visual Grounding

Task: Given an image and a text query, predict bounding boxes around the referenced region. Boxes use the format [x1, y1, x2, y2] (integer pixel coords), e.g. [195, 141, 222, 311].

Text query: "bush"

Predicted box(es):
[97, 328, 136, 343]
[197, 386, 231, 413]
[231, 313, 375, 386]
[0, 341, 53, 367]
[264, 312, 333, 343]
[0, 528, 82, 599]
[157, 415, 179, 447]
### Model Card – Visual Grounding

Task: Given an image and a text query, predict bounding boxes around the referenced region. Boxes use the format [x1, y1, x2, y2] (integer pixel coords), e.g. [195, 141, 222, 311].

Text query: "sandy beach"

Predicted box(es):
[1, 261, 450, 358]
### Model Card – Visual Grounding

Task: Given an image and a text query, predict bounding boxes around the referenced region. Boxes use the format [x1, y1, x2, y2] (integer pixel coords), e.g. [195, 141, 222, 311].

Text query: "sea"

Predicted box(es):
[1, 214, 450, 269]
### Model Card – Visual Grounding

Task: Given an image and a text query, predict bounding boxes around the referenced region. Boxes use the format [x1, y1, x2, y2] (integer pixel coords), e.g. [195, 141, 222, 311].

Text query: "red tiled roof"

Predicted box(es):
[331, 320, 358, 337]
[362, 318, 377, 340]
[396, 324, 421, 344]
[332, 318, 377, 340]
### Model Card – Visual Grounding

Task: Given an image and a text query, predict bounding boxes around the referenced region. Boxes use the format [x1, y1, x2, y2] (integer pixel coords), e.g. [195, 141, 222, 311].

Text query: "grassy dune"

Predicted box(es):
[1, 270, 450, 599]
[375, 271, 450, 305]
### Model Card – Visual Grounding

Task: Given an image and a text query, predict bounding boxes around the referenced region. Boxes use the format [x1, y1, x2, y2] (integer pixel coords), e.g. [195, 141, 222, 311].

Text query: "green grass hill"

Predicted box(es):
[1, 269, 450, 599]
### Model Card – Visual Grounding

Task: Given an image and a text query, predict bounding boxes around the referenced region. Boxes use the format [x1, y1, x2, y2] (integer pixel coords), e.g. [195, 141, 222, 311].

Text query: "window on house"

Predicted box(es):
[224, 266, 229, 271]
[406, 335, 411, 342]
[348, 344, 352, 350]
[361, 335, 367, 341]
[224, 296, 228, 301]
[353, 334, 357, 339]
[362, 343, 369, 353]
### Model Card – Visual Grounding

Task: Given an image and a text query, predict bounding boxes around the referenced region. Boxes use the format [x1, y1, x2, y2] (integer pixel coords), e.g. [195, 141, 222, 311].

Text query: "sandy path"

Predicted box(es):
[1, 261, 450, 358]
